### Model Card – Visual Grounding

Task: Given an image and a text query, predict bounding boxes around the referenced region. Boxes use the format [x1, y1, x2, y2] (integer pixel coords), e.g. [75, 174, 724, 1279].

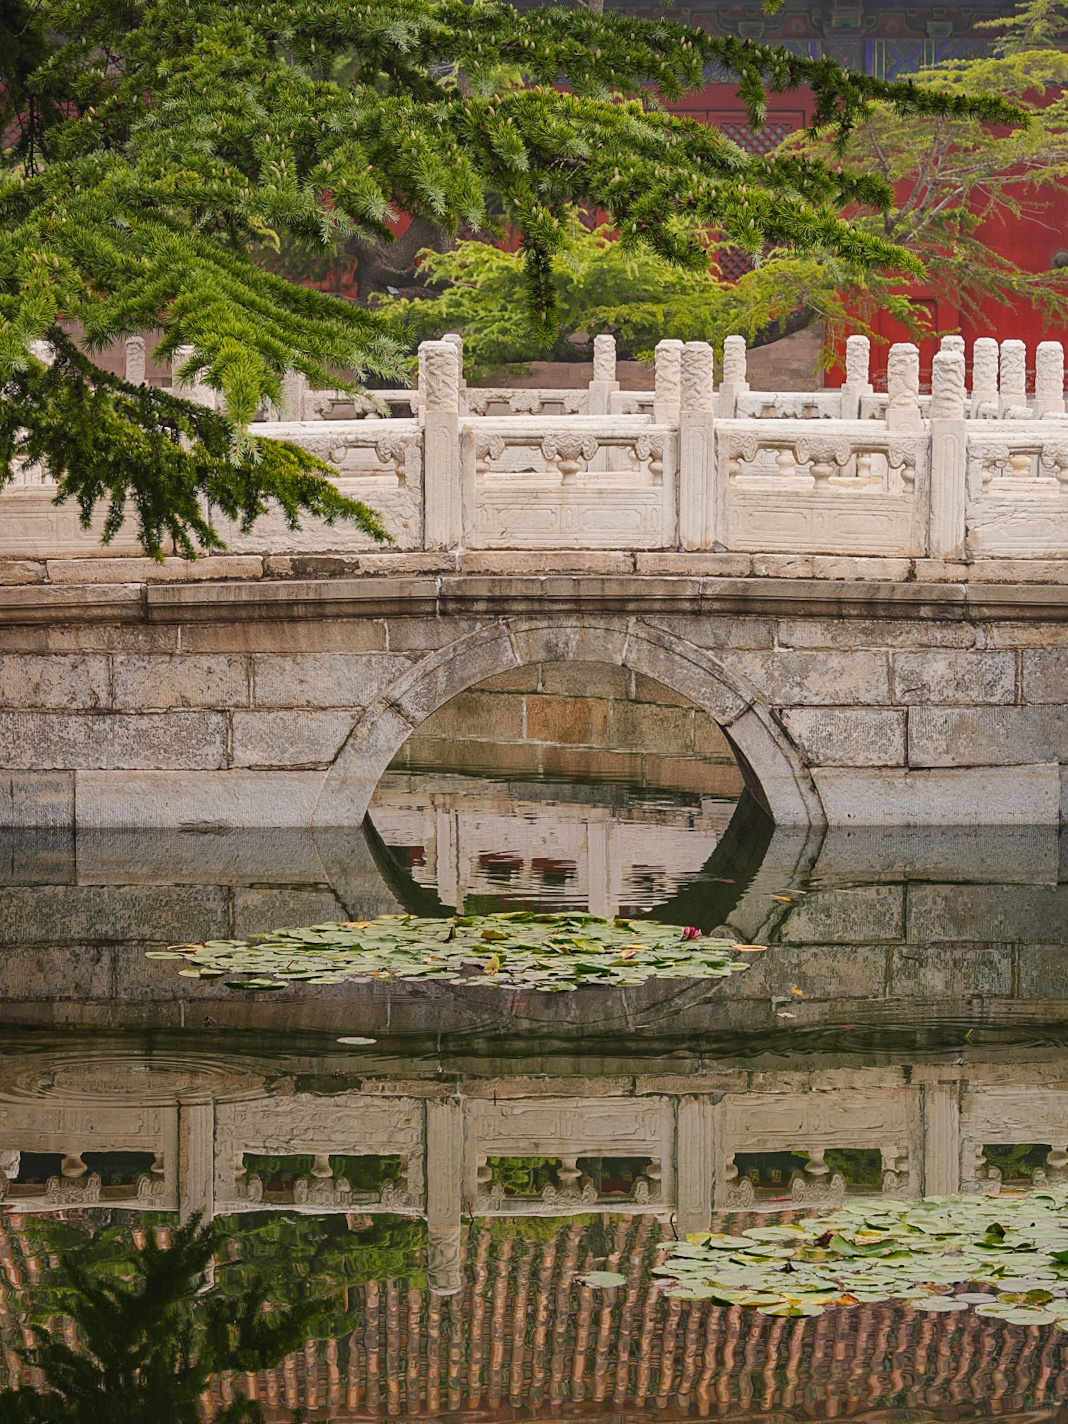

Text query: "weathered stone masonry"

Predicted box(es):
[4, 554, 1068, 828]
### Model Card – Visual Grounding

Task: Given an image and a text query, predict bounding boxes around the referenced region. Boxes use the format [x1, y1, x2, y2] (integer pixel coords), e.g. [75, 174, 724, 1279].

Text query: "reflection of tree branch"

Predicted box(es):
[0, 1215, 324, 1424]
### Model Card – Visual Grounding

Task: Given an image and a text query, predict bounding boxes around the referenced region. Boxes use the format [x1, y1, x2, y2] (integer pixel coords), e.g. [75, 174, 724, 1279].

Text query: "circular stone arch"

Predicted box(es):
[311, 616, 826, 829]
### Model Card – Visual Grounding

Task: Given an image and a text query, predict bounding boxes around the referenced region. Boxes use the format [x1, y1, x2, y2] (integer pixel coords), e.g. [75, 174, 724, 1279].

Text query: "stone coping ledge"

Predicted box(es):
[5, 551, 1068, 588]
[2, 562, 1068, 625]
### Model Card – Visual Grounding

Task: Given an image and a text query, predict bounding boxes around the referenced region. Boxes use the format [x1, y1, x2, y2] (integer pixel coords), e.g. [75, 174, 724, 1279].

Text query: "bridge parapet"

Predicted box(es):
[5, 333, 1068, 562]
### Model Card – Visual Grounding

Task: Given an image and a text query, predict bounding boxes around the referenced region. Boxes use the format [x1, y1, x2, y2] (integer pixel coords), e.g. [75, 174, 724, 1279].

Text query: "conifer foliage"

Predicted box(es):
[0, 0, 1020, 555]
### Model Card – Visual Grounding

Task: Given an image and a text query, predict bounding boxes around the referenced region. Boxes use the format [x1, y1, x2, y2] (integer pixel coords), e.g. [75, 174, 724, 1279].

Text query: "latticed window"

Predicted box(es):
[719, 120, 793, 156]
[717, 246, 758, 282]
[715, 122, 793, 277]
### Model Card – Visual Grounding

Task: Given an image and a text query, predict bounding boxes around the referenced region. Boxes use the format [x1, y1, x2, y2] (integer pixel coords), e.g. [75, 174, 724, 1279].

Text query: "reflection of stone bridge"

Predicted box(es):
[8, 822, 1068, 1044]
[4, 1060, 1068, 1294]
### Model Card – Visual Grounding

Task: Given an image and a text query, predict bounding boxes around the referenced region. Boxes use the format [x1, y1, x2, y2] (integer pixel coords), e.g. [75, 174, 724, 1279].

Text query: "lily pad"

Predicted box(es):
[576, 1271, 627, 1289]
[158, 912, 749, 994]
[661, 1190, 1068, 1319]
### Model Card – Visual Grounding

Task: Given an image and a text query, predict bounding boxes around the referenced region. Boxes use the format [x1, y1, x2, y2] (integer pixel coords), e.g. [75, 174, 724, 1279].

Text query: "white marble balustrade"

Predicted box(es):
[7, 331, 1068, 558]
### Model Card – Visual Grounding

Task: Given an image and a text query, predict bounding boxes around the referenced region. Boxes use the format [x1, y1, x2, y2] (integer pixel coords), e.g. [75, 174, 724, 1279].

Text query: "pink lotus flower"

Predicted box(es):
[681, 926, 702, 940]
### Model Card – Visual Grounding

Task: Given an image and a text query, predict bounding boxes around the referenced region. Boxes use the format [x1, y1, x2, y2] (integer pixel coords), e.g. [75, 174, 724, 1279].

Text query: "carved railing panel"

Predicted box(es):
[0, 1102, 179, 1211]
[736, 391, 843, 420]
[213, 1095, 426, 1216]
[967, 426, 1068, 556]
[716, 1089, 921, 1209]
[225, 418, 424, 551]
[462, 416, 676, 549]
[464, 1096, 675, 1214]
[716, 418, 928, 556]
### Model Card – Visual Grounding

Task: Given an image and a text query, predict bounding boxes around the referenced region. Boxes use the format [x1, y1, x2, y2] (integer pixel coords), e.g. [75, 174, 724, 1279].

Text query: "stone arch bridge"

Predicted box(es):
[1, 560, 1066, 830]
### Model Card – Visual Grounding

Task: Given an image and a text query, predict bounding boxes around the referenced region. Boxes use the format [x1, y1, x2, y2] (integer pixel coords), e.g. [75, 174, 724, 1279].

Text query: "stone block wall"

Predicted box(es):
[389, 660, 745, 798]
[5, 556, 1068, 828]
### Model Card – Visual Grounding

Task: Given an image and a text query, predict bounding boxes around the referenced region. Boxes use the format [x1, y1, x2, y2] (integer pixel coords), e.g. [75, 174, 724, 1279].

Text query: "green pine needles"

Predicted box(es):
[0, 0, 1024, 556]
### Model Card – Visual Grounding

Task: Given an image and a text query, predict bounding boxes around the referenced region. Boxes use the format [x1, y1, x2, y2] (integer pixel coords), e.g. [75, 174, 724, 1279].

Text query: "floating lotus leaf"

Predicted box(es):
[661, 1191, 1068, 1321]
[160, 912, 749, 993]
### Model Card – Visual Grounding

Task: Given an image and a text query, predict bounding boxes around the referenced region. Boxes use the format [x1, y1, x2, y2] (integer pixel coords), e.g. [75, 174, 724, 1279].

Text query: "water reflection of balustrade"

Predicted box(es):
[213, 1097, 425, 1217]
[12, 1067, 1068, 1295]
[0, 1100, 178, 1212]
[465, 1097, 674, 1218]
[13, 330, 1068, 558]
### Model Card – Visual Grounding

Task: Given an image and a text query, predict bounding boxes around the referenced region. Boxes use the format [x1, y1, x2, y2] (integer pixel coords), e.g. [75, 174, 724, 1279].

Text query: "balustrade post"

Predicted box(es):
[971, 338, 999, 417]
[921, 1082, 960, 1196]
[886, 342, 921, 432]
[678, 342, 716, 549]
[929, 349, 967, 559]
[841, 334, 872, 419]
[675, 1096, 715, 1236]
[999, 338, 1027, 415]
[426, 1100, 463, 1296]
[420, 340, 462, 550]
[653, 339, 683, 425]
[178, 1100, 215, 1224]
[125, 336, 146, 386]
[1035, 340, 1066, 416]
[718, 334, 748, 417]
[588, 334, 619, 416]
[442, 331, 468, 412]
[940, 334, 966, 356]
[278, 370, 307, 421]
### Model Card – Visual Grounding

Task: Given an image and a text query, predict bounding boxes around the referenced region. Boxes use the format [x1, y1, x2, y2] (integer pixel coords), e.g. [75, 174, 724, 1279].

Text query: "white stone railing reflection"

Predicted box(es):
[10, 327, 1068, 558]
[0, 1100, 179, 1212]
[6, 1069, 1068, 1293]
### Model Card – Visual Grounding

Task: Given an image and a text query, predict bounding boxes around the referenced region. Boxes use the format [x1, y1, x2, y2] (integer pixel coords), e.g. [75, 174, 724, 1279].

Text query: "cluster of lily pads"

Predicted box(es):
[151, 912, 755, 992]
[658, 1194, 1068, 1324]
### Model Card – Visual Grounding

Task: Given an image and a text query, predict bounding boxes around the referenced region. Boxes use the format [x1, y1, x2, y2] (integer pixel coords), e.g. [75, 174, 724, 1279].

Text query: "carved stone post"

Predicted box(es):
[678, 342, 716, 549]
[929, 350, 967, 560]
[588, 334, 619, 415]
[426, 1100, 463, 1296]
[653, 339, 683, 425]
[178, 1100, 215, 1224]
[921, 1082, 960, 1196]
[421, 340, 462, 549]
[971, 338, 999, 417]
[1035, 341, 1066, 416]
[279, 371, 307, 421]
[841, 334, 873, 419]
[886, 343, 921, 432]
[675, 1096, 715, 1237]
[940, 334, 966, 356]
[442, 332, 468, 412]
[999, 338, 1027, 415]
[125, 336, 146, 386]
[172, 345, 214, 408]
[718, 334, 748, 417]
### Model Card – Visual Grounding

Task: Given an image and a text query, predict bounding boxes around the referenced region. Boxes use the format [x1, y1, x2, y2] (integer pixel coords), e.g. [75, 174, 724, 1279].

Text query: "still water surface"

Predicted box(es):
[3, 769, 1068, 1420]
